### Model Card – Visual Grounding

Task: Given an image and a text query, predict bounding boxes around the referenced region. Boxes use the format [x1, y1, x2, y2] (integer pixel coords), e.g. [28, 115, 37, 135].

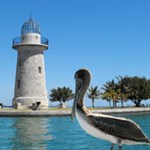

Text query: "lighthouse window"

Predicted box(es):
[17, 80, 20, 89]
[38, 67, 42, 73]
[36, 36, 38, 39]
[19, 60, 22, 67]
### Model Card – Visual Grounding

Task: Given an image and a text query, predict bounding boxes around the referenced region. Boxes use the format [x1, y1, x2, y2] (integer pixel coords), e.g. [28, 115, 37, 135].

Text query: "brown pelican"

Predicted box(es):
[71, 69, 150, 150]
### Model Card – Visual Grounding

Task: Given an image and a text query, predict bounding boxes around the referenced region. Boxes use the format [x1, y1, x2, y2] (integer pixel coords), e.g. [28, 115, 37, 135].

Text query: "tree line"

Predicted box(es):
[49, 76, 150, 108]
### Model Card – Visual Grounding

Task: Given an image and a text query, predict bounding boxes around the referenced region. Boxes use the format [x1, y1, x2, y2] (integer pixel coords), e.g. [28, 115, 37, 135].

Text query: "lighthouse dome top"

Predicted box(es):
[21, 17, 40, 35]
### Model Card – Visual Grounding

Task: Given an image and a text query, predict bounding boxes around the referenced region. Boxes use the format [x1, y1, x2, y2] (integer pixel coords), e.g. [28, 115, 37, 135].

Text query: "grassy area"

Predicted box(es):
[48, 107, 71, 111]
[0, 107, 72, 111]
[0, 107, 107, 111]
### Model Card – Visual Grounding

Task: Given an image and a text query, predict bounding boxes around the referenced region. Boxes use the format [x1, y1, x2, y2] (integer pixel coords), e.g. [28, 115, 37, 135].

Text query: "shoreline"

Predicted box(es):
[0, 107, 150, 117]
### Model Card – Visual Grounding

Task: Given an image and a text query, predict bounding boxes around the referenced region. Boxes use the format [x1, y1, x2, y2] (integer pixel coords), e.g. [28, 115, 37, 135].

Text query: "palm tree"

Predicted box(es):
[101, 80, 120, 108]
[49, 86, 74, 108]
[101, 91, 112, 108]
[109, 90, 119, 108]
[87, 86, 101, 108]
[116, 76, 129, 108]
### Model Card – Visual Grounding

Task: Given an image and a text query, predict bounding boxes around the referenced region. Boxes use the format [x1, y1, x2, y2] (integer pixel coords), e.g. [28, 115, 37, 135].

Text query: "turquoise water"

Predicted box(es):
[0, 113, 150, 150]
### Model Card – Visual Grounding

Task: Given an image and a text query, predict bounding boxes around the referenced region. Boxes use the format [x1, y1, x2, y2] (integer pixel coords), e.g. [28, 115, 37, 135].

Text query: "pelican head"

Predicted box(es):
[71, 68, 91, 120]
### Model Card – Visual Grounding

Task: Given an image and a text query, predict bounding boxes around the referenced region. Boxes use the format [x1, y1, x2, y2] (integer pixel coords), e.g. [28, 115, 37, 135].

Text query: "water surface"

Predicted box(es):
[0, 113, 150, 150]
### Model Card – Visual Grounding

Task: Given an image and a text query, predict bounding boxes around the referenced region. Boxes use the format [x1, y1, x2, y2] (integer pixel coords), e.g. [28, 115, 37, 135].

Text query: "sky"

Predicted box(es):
[1, 0, 150, 107]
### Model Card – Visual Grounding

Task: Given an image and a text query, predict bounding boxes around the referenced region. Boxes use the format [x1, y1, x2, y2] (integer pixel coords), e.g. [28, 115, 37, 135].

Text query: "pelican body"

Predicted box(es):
[71, 69, 150, 150]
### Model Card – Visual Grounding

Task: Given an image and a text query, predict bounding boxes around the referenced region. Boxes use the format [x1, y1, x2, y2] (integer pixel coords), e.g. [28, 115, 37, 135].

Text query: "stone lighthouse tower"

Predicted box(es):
[12, 17, 49, 109]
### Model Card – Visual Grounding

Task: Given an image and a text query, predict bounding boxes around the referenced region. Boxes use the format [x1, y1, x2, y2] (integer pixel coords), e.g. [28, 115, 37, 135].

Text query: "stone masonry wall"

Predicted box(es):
[13, 48, 48, 108]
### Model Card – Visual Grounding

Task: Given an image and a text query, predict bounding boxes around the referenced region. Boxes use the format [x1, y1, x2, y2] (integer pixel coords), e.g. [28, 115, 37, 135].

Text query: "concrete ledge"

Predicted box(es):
[92, 107, 150, 115]
[0, 107, 150, 117]
[0, 110, 71, 117]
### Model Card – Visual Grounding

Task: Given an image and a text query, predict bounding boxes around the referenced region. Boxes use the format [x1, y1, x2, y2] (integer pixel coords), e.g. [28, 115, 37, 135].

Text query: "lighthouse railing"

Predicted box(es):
[13, 37, 21, 46]
[41, 37, 49, 45]
[13, 37, 49, 47]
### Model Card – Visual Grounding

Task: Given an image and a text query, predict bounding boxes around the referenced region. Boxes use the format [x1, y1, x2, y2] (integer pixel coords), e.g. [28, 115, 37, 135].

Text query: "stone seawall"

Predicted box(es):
[0, 107, 150, 117]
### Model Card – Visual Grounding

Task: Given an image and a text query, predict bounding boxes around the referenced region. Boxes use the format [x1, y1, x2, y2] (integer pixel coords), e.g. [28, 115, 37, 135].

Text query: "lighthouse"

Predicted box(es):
[12, 17, 49, 109]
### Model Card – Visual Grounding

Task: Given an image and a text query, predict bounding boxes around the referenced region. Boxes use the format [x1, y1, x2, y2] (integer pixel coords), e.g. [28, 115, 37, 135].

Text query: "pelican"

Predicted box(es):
[71, 69, 150, 150]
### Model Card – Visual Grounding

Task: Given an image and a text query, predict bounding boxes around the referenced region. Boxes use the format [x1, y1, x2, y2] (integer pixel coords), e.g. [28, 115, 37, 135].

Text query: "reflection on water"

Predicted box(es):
[12, 118, 52, 150]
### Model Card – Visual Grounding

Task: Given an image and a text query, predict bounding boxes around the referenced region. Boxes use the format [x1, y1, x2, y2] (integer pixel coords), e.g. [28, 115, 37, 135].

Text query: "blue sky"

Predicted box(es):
[1, 0, 150, 106]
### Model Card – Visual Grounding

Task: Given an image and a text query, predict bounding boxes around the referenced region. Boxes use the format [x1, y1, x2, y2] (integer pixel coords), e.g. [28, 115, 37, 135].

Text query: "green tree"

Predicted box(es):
[87, 86, 101, 108]
[127, 76, 150, 107]
[49, 86, 74, 108]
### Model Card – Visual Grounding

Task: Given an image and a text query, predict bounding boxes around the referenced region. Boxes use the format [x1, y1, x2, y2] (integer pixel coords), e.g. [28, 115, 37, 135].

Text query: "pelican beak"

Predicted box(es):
[71, 81, 78, 120]
[71, 76, 78, 120]
[71, 95, 76, 120]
